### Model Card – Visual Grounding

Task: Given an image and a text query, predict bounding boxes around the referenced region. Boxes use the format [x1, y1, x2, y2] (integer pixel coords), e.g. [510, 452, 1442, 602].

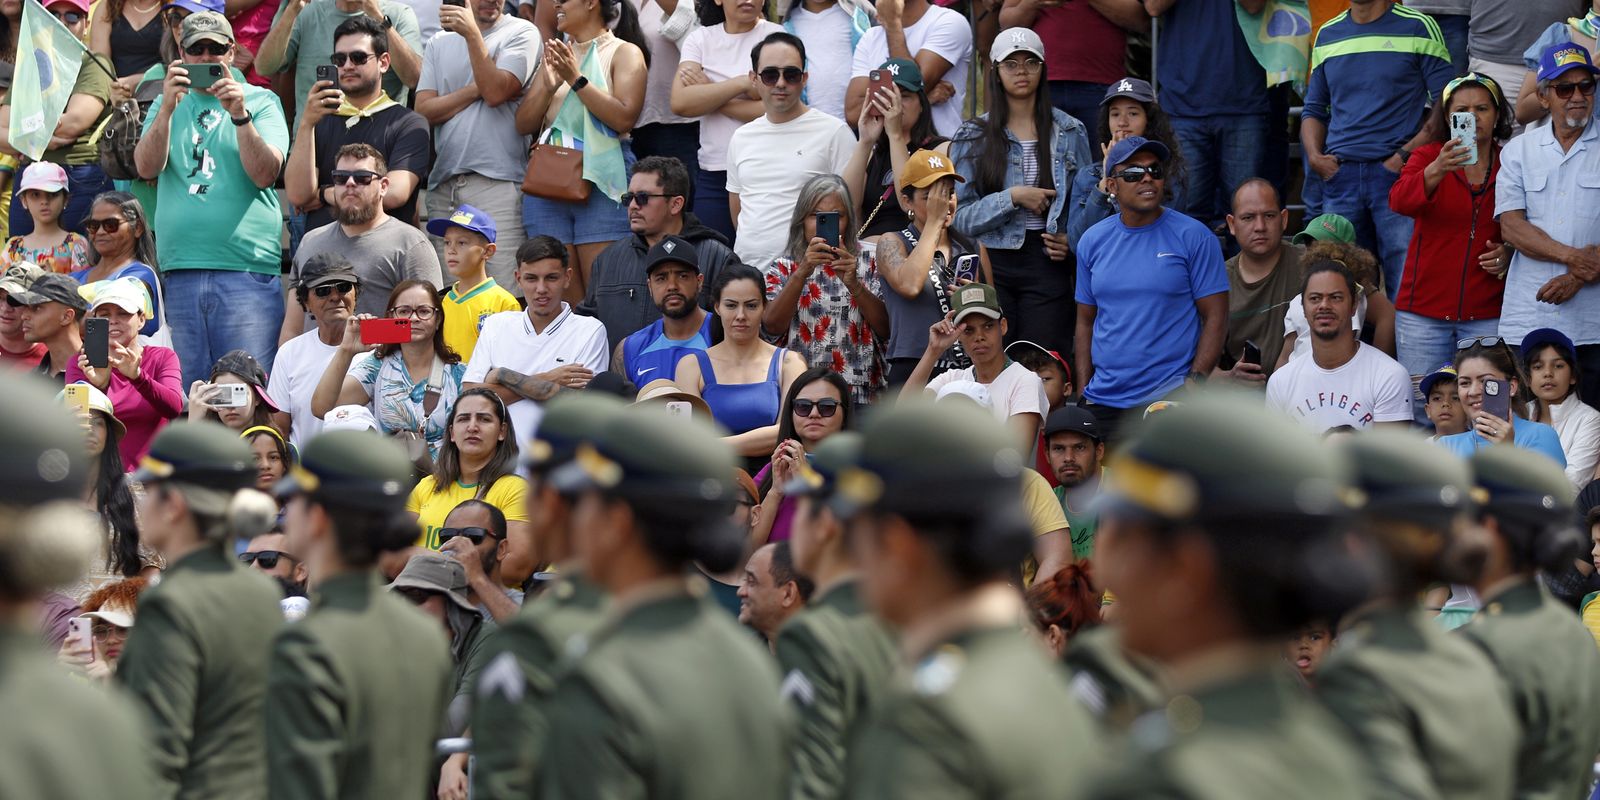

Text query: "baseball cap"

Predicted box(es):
[1520, 327, 1577, 362]
[211, 349, 280, 413]
[644, 235, 699, 274]
[950, 282, 1002, 324]
[81, 603, 136, 629]
[898, 148, 965, 191]
[1419, 364, 1458, 398]
[426, 204, 498, 244]
[297, 254, 360, 291]
[1006, 340, 1071, 384]
[13, 273, 88, 312]
[322, 405, 379, 433]
[1104, 135, 1170, 170]
[1538, 41, 1600, 83]
[877, 57, 923, 92]
[1043, 406, 1102, 441]
[162, 0, 224, 13]
[1293, 213, 1356, 245]
[934, 380, 992, 408]
[46, 0, 91, 13]
[1101, 77, 1155, 106]
[85, 276, 152, 317]
[18, 162, 68, 194]
[0, 262, 43, 296]
[58, 382, 126, 439]
[180, 11, 234, 48]
[992, 27, 1045, 63]
[389, 552, 476, 614]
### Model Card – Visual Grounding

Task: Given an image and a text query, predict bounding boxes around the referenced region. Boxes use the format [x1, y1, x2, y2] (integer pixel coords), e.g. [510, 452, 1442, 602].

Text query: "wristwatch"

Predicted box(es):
[231, 111, 253, 127]
[570, 76, 589, 92]
[381, 14, 394, 28]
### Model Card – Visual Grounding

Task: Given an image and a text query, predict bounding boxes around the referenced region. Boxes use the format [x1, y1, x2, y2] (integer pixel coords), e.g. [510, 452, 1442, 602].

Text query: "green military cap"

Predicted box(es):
[275, 430, 413, 511]
[1470, 445, 1574, 526]
[522, 393, 626, 473]
[0, 375, 89, 505]
[782, 431, 861, 499]
[550, 403, 737, 516]
[830, 398, 1024, 517]
[131, 421, 255, 493]
[1340, 429, 1473, 525]
[1101, 391, 1355, 523]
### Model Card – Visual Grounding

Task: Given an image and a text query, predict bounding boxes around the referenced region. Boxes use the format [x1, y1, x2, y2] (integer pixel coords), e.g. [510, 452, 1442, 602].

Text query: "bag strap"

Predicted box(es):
[422, 356, 445, 417]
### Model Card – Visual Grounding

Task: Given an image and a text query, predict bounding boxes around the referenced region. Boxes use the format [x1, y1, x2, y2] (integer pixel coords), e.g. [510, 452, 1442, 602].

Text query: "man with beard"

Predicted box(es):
[1043, 406, 1105, 562]
[438, 498, 521, 622]
[1267, 260, 1412, 433]
[282, 143, 442, 339]
[613, 235, 715, 387]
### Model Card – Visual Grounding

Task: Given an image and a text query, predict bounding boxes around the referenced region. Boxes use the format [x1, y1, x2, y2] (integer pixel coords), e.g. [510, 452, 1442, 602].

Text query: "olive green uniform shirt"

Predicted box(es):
[264, 570, 452, 800]
[115, 545, 284, 800]
[0, 628, 156, 798]
[1316, 604, 1517, 800]
[773, 579, 897, 800]
[1060, 626, 1165, 734]
[470, 574, 608, 800]
[41, 52, 114, 165]
[538, 581, 792, 800]
[1459, 578, 1600, 800]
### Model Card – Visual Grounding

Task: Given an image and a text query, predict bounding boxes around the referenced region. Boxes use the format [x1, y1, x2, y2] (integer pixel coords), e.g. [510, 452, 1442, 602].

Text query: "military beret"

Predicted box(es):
[522, 393, 626, 473]
[550, 403, 736, 518]
[782, 431, 861, 499]
[0, 375, 89, 505]
[1340, 429, 1474, 524]
[131, 421, 255, 493]
[276, 430, 413, 512]
[1470, 445, 1574, 526]
[830, 399, 1024, 517]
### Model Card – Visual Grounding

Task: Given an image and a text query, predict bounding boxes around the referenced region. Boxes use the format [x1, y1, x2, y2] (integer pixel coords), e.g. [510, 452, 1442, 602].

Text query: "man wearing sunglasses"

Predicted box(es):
[268, 254, 362, 448]
[436, 498, 519, 622]
[1499, 42, 1600, 405]
[254, 0, 421, 115]
[726, 32, 857, 271]
[0, 263, 48, 370]
[240, 529, 309, 591]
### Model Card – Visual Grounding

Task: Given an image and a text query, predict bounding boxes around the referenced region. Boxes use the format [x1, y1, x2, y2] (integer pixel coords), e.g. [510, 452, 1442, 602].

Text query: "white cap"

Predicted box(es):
[993, 27, 1045, 63]
[84, 276, 152, 317]
[934, 380, 992, 408]
[322, 405, 379, 432]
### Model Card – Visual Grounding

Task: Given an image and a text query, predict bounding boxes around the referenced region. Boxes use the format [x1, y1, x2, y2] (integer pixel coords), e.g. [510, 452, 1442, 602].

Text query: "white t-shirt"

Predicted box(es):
[1282, 290, 1369, 362]
[726, 108, 856, 270]
[267, 330, 341, 450]
[679, 20, 786, 171]
[462, 304, 610, 447]
[849, 6, 972, 137]
[927, 361, 1048, 425]
[630, 0, 694, 128]
[788, 4, 854, 122]
[1266, 342, 1413, 432]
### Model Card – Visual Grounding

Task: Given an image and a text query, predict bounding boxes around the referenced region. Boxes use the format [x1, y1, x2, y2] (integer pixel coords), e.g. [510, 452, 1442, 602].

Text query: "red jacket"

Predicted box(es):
[1388, 140, 1505, 321]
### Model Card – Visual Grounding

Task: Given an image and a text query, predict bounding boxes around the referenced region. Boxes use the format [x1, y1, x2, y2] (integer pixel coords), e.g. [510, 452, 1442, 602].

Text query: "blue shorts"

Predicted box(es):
[521, 140, 635, 245]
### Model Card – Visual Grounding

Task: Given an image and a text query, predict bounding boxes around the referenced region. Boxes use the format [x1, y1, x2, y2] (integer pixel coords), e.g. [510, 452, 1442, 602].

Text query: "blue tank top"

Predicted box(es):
[620, 313, 714, 387]
[695, 347, 786, 436]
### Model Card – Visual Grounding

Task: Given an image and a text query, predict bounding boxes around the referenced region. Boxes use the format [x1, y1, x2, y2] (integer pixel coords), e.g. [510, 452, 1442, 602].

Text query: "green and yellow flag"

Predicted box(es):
[10, 0, 86, 160]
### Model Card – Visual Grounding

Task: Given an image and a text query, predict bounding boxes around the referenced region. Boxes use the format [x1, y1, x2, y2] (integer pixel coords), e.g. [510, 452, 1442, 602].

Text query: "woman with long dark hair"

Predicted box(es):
[64, 382, 160, 602]
[188, 349, 279, 432]
[841, 58, 947, 240]
[71, 191, 163, 340]
[950, 28, 1092, 357]
[749, 367, 852, 547]
[1436, 337, 1565, 465]
[1066, 78, 1187, 251]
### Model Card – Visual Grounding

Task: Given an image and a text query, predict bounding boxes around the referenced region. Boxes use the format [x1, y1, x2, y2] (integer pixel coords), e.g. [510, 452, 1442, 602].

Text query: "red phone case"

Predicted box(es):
[361, 318, 412, 345]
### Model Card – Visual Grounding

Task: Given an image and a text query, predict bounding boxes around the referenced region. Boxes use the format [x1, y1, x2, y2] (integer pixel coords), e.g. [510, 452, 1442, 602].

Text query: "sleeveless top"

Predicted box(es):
[110, 11, 164, 78]
[542, 31, 628, 130]
[695, 346, 786, 436]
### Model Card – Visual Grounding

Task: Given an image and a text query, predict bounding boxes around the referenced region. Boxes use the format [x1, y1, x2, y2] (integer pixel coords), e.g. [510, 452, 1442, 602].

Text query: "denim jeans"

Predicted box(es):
[427, 174, 525, 296]
[1395, 310, 1498, 423]
[694, 168, 735, 246]
[1168, 113, 1267, 226]
[1308, 160, 1414, 300]
[631, 122, 701, 210]
[1427, 13, 1470, 76]
[164, 269, 285, 390]
[10, 162, 111, 236]
[1049, 81, 1110, 155]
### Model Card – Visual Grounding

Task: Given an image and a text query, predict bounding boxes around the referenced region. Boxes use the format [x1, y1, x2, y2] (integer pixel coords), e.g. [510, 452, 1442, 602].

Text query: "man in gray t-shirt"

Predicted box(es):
[416, 3, 541, 294]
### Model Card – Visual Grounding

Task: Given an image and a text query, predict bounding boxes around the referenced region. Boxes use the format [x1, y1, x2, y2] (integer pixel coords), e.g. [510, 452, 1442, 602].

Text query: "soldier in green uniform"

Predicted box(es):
[1461, 445, 1600, 799]
[1081, 394, 1370, 798]
[470, 393, 622, 800]
[774, 432, 897, 800]
[1316, 430, 1516, 799]
[0, 377, 155, 798]
[1058, 625, 1165, 734]
[832, 399, 1101, 799]
[116, 422, 285, 800]
[537, 404, 791, 798]
[266, 431, 453, 800]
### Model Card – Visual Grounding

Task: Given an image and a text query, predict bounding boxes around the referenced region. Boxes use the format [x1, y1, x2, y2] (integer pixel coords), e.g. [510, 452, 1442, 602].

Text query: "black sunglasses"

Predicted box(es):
[619, 191, 677, 207]
[1551, 79, 1598, 99]
[83, 217, 125, 233]
[1457, 335, 1506, 349]
[792, 398, 841, 418]
[757, 66, 804, 86]
[239, 550, 297, 569]
[3, 295, 23, 308]
[1112, 164, 1165, 183]
[330, 51, 375, 66]
[184, 41, 230, 57]
[50, 10, 85, 24]
[331, 169, 382, 186]
[312, 281, 355, 298]
[439, 526, 501, 545]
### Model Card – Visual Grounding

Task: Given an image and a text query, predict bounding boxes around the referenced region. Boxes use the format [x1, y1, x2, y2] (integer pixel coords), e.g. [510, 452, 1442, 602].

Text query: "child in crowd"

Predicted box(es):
[1284, 621, 1336, 685]
[1421, 364, 1466, 438]
[1007, 339, 1073, 487]
[1522, 328, 1600, 489]
[428, 204, 520, 362]
[3, 163, 88, 274]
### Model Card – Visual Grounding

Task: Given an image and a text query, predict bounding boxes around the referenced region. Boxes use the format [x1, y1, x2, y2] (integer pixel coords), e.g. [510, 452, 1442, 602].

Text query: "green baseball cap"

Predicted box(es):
[132, 421, 255, 493]
[275, 430, 413, 512]
[0, 375, 90, 505]
[549, 403, 737, 517]
[522, 393, 626, 474]
[951, 282, 1003, 325]
[782, 431, 862, 499]
[877, 57, 923, 92]
[1293, 213, 1356, 246]
[1339, 429, 1473, 526]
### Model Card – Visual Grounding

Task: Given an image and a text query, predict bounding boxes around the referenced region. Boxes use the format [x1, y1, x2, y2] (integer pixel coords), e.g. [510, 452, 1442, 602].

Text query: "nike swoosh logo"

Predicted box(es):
[1157, 252, 1180, 258]
[636, 367, 657, 376]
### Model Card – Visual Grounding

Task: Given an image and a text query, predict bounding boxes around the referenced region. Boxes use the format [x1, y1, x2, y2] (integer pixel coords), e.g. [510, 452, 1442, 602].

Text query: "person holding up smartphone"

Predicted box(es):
[66, 277, 183, 465]
[1435, 336, 1566, 465]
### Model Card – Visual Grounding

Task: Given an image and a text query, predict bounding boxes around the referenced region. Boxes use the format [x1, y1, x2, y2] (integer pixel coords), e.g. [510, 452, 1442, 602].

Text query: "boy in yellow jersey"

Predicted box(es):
[430, 204, 520, 361]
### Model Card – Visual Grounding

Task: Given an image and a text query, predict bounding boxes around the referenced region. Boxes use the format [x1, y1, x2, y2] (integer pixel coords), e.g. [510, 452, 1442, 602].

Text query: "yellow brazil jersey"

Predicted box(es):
[406, 474, 529, 549]
[443, 278, 521, 362]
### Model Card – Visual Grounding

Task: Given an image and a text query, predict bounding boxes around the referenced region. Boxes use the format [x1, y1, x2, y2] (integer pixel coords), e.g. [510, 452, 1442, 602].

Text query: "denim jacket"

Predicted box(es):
[949, 108, 1092, 250]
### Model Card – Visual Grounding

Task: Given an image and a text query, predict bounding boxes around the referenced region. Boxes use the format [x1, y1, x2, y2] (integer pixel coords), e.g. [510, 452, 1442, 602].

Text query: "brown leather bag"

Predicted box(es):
[521, 143, 590, 203]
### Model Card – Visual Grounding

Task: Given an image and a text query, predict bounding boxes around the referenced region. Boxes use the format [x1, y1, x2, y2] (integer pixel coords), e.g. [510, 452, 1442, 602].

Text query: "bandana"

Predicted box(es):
[334, 91, 398, 129]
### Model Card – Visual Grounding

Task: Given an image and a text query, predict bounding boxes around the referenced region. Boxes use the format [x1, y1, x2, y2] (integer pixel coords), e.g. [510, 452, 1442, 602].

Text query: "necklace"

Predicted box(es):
[127, 0, 161, 13]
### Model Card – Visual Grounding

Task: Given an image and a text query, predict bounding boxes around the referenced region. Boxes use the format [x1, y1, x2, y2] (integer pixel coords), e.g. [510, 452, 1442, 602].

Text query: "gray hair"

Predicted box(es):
[784, 174, 859, 264]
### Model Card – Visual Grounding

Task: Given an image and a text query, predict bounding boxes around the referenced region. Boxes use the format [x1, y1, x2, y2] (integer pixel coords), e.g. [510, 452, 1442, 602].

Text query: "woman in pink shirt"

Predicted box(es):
[66, 276, 182, 466]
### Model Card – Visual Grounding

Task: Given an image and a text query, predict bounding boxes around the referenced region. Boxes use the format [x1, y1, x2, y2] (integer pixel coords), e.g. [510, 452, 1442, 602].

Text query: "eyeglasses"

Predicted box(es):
[620, 191, 677, 207]
[83, 217, 125, 233]
[184, 41, 230, 57]
[331, 169, 382, 186]
[1457, 335, 1507, 349]
[91, 624, 128, 641]
[1550, 79, 1598, 99]
[163, 9, 188, 25]
[1112, 164, 1165, 183]
[792, 398, 841, 418]
[50, 9, 85, 24]
[387, 305, 438, 320]
[439, 526, 501, 545]
[330, 51, 375, 66]
[239, 550, 297, 569]
[757, 66, 804, 86]
[998, 57, 1043, 75]
[312, 281, 355, 298]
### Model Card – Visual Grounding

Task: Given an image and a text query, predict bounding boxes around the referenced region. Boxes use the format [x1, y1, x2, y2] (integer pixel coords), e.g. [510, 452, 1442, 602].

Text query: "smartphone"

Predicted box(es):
[205, 383, 251, 408]
[1481, 376, 1510, 422]
[315, 64, 338, 89]
[181, 62, 226, 91]
[954, 253, 979, 284]
[814, 211, 840, 248]
[443, 0, 466, 7]
[664, 401, 691, 419]
[1449, 111, 1478, 167]
[63, 383, 91, 415]
[867, 69, 893, 106]
[84, 317, 109, 369]
[360, 317, 412, 345]
[1241, 339, 1262, 367]
[66, 617, 93, 661]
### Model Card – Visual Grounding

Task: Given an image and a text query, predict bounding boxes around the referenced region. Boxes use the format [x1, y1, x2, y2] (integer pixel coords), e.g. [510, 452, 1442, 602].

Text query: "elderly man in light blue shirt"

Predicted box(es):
[1498, 42, 1600, 404]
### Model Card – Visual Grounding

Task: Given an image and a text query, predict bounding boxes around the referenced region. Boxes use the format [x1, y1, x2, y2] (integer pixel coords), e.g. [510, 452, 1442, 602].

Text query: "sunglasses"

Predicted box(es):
[620, 191, 677, 207]
[388, 305, 438, 320]
[792, 398, 841, 418]
[239, 550, 297, 569]
[439, 526, 500, 545]
[50, 9, 85, 24]
[330, 51, 375, 66]
[331, 169, 381, 186]
[312, 281, 355, 298]
[83, 217, 125, 233]
[1457, 335, 1507, 349]
[184, 41, 230, 57]
[757, 66, 804, 86]
[1551, 79, 1598, 99]
[163, 8, 188, 24]
[1112, 165, 1165, 183]
[3, 295, 23, 308]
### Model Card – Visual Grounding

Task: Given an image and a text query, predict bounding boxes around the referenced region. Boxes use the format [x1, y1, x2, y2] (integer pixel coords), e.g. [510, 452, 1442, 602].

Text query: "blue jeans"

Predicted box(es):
[1308, 160, 1414, 300]
[1395, 310, 1498, 423]
[1427, 13, 1470, 76]
[1049, 81, 1110, 154]
[10, 162, 111, 236]
[164, 269, 285, 389]
[694, 168, 735, 245]
[1168, 113, 1267, 226]
[631, 122, 700, 210]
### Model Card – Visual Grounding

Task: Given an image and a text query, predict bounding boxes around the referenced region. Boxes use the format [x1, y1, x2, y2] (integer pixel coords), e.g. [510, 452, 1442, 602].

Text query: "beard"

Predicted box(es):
[338, 199, 379, 226]
[659, 293, 695, 319]
[1566, 113, 1591, 130]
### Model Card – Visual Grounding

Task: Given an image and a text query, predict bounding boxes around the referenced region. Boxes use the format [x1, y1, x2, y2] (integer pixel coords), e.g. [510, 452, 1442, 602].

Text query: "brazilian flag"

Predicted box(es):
[10, 0, 85, 160]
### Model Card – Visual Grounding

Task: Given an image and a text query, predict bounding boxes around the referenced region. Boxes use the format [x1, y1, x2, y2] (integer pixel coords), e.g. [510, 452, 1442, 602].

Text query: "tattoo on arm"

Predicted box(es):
[495, 368, 562, 401]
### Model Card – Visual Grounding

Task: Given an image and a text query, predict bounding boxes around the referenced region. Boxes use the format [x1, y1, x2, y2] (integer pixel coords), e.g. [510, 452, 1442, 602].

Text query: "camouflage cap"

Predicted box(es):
[0, 375, 90, 505]
[549, 403, 736, 518]
[131, 421, 255, 493]
[829, 398, 1025, 517]
[522, 393, 626, 474]
[275, 430, 413, 512]
[782, 431, 862, 499]
[0, 261, 43, 296]
[1469, 445, 1575, 526]
[180, 10, 233, 48]
[1339, 429, 1473, 525]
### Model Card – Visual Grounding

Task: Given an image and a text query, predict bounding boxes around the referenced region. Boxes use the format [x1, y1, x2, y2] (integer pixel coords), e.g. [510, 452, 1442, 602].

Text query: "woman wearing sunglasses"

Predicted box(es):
[749, 368, 851, 547]
[1435, 337, 1566, 466]
[70, 192, 163, 339]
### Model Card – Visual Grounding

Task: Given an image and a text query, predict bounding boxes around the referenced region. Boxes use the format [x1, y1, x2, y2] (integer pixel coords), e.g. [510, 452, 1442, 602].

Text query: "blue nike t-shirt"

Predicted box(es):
[621, 314, 715, 386]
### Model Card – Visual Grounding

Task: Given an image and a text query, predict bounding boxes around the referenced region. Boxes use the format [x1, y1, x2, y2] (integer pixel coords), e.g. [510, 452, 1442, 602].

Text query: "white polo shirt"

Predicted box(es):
[463, 303, 610, 446]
